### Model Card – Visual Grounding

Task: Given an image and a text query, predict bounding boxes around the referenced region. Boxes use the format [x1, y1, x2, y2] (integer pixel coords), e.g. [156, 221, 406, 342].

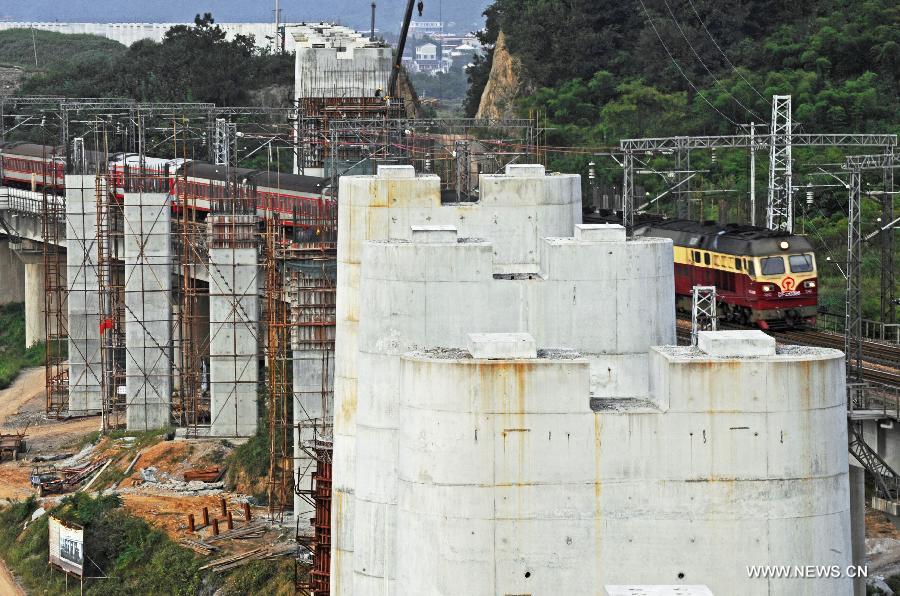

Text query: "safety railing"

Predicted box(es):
[817, 310, 900, 345]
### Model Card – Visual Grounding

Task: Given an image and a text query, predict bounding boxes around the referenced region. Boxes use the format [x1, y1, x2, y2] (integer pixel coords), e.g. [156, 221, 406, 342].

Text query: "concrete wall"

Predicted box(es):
[124, 192, 172, 430]
[208, 247, 258, 437]
[350, 224, 674, 593]
[393, 334, 851, 596]
[0, 239, 25, 305]
[331, 164, 581, 593]
[66, 175, 102, 414]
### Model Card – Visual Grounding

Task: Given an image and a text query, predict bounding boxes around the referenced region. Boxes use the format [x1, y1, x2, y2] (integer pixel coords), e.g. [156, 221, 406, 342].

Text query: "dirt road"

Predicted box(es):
[0, 557, 24, 596]
[0, 367, 44, 425]
[0, 366, 99, 453]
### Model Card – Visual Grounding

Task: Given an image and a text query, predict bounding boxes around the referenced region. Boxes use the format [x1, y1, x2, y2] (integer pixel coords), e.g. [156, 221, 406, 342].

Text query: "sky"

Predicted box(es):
[0, 0, 491, 33]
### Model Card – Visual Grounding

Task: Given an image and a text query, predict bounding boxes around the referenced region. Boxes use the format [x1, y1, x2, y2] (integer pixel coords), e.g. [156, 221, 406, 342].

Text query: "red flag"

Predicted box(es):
[99, 319, 115, 334]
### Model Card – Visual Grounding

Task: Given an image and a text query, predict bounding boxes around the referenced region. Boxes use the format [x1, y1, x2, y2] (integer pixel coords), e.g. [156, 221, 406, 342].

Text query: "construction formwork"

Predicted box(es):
[43, 170, 68, 417]
[295, 97, 407, 176]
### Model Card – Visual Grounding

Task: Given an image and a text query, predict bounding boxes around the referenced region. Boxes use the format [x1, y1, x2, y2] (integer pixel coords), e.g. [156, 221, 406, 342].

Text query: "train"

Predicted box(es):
[632, 218, 818, 329]
[0, 142, 331, 230]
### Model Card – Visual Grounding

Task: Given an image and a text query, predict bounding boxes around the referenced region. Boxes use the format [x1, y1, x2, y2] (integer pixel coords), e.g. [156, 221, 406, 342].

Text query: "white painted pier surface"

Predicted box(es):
[330, 164, 582, 594]
[350, 225, 674, 594]
[392, 335, 850, 596]
[208, 247, 258, 437]
[124, 192, 172, 430]
[65, 175, 102, 415]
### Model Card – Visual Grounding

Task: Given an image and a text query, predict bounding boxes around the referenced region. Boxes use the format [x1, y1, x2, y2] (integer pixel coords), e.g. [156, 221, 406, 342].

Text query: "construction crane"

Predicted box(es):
[389, 0, 418, 97]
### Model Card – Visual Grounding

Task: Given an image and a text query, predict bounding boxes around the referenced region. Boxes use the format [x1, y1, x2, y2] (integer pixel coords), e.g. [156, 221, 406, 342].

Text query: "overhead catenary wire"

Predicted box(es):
[635, 0, 742, 128]
[686, 0, 768, 102]
[661, 0, 764, 121]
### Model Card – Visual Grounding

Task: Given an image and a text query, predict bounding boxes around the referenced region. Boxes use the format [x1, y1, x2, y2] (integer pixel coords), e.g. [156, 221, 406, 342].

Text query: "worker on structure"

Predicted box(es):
[375, 88, 383, 99]
[417, 1, 424, 17]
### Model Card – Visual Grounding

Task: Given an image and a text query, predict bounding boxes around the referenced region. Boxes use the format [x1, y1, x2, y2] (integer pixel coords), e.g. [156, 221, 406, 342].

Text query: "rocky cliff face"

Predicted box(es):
[476, 31, 523, 120]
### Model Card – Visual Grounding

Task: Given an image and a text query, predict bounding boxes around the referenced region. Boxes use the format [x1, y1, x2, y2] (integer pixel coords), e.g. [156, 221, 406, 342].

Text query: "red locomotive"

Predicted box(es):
[633, 219, 818, 329]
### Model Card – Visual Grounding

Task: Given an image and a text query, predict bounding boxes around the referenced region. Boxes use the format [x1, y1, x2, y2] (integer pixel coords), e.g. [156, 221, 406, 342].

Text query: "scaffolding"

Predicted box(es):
[42, 149, 68, 417]
[95, 169, 125, 429]
[1, 96, 546, 590]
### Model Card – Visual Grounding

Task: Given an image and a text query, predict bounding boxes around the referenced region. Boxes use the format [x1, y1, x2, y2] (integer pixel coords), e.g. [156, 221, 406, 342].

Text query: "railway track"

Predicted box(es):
[674, 320, 900, 388]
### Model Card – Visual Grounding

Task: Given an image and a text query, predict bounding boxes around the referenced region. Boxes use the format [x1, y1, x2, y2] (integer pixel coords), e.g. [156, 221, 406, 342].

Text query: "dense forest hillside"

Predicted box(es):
[468, 0, 898, 138]
[466, 0, 899, 318]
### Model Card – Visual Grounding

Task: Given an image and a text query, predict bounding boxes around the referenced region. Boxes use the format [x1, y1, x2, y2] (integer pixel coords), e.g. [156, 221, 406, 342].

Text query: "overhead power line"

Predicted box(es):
[686, 0, 768, 102]
[635, 0, 741, 128]
[661, 0, 764, 121]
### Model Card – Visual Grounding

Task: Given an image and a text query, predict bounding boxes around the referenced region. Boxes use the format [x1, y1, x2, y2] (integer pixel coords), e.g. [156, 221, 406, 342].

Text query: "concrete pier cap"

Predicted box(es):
[410, 225, 458, 244]
[376, 164, 416, 179]
[697, 329, 776, 357]
[574, 223, 626, 242]
[504, 163, 546, 177]
[467, 332, 537, 359]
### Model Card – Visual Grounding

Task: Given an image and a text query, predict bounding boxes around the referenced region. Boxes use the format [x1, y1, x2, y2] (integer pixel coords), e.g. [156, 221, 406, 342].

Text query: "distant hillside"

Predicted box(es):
[0, 28, 126, 71]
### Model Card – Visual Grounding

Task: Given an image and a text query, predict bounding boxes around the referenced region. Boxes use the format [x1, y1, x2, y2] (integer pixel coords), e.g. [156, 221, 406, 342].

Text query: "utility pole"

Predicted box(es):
[845, 152, 900, 353]
[273, 0, 281, 53]
[749, 122, 756, 226]
[622, 150, 635, 230]
[675, 149, 686, 219]
[883, 145, 896, 324]
[767, 96, 793, 232]
[845, 168, 863, 384]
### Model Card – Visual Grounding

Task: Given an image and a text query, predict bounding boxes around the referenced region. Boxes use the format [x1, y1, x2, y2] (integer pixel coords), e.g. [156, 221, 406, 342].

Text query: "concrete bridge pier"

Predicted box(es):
[24, 260, 46, 347]
[0, 238, 26, 305]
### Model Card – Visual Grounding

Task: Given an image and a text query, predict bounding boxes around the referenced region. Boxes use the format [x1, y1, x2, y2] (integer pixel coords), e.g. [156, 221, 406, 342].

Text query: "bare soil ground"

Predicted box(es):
[0, 557, 24, 596]
[0, 367, 293, 578]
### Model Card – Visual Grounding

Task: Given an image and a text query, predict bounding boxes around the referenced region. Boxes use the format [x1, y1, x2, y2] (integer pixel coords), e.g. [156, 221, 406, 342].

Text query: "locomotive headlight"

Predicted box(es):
[761, 284, 774, 292]
[804, 280, 816, 289]
[779, 241, 789, 250]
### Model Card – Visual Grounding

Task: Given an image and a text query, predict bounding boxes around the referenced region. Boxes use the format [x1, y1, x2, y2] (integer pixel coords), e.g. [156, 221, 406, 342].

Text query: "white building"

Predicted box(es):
[0, 21, 293, 51]
[414, 42, 437, 62]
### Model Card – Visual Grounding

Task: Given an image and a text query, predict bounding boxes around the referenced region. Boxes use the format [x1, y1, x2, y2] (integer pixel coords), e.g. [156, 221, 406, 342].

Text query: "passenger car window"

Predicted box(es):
[747, 260, 755, 276]
[693, 250, 700, 263]
[704, 253, 710, 265]
[788, 254, 814, 273]
[761, 256, 785, 275]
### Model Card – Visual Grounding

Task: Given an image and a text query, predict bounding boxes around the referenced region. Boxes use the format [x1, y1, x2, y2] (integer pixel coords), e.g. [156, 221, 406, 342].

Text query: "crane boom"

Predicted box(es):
[389, 0, 417, 96]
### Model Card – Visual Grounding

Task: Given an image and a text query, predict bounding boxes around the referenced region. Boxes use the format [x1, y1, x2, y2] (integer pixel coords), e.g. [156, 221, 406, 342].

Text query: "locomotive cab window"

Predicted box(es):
[761, 256, 785, 275]
[747, 260, 755, 276]
[734, 258, 742, 271]
[788, 254, 814, 273]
